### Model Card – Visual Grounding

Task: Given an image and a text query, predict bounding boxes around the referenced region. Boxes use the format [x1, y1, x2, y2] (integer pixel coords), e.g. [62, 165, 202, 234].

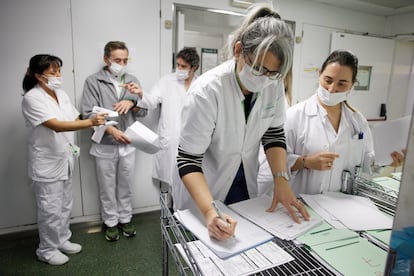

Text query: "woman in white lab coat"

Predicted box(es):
[21, 54, 105, 265]
[285, 50, 405, 196]
[174, 4, 309, 241]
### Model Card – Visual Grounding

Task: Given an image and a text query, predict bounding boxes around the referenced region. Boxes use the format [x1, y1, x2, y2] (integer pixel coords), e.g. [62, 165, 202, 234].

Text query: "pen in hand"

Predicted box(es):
[211, 201, 235, 238]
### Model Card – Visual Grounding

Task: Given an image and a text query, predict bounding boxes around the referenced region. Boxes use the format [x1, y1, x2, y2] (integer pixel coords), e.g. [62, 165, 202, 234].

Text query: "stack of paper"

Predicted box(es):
[229, 195, 323, 240]
[175, 240, 293, 276]
[174, 201, 274, 259]
[301, 192, 393, 231]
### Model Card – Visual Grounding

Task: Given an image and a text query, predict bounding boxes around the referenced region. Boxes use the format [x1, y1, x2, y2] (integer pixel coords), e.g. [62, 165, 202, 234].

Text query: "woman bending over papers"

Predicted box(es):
[173, 4, 309, 241]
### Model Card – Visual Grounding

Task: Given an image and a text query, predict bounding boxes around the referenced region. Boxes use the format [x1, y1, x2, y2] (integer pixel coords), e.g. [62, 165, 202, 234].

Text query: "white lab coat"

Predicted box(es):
[21, 85, 79, 261]
[137, 73, 197, 185]
[173, 59, 286, 210]
[285, 94, 374, 195]
[22, 85, 78, 182]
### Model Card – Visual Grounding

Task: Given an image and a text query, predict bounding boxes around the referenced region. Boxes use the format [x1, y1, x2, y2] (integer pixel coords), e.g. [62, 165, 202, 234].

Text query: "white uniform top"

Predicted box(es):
[22, 85, 79, 182]
[285, 94, 374, 195]
[137, 73, 197, 185]
[173, 59, 286, 210]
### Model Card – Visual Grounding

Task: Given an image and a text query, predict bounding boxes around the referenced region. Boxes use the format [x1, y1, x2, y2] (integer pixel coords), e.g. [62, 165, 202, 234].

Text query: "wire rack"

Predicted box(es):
[352, 175, 399, 216]
[160, 190, 338, 276]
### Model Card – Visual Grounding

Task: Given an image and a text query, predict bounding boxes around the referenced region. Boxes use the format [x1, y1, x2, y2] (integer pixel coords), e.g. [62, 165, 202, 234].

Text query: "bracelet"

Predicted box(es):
[302, 156, 308, 169]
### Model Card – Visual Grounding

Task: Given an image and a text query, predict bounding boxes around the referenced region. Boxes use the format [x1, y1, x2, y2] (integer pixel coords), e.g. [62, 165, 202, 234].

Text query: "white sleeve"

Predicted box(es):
[179, 87, 216, 155]
[21, 94, 55, 127]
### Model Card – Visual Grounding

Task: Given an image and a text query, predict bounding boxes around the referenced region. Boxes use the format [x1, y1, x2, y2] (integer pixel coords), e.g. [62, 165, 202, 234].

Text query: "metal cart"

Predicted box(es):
[352, 174, 399, 216]
[160, 186, 338, 276]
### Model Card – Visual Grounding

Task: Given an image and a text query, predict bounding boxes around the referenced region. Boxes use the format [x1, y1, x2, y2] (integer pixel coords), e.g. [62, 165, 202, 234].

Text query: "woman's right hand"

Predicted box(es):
[90, 112, 107, 126]
[205, 208, 237, 241]
[305, 152, 339, 170]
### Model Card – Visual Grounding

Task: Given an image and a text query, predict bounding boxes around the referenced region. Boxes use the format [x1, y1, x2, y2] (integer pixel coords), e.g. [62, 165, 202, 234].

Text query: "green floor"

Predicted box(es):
[0, 211, 179, 276]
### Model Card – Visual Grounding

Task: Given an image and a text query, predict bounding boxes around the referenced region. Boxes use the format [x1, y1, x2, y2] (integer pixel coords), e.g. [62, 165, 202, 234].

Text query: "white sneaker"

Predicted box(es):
[38, 251, 69, 265]
[59, 241, 82, 254]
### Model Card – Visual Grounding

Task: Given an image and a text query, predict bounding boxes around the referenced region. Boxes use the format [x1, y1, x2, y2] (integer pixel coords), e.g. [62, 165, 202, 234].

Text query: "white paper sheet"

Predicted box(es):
[174, 240, 293, 276]
[92, 106, 119, 117]
[124, 121, 161, 154]
[371, 116, 411, 166]
[301, 192, 393, 231]
[229, 195, 323, 240]
[174, 201, 274, 259]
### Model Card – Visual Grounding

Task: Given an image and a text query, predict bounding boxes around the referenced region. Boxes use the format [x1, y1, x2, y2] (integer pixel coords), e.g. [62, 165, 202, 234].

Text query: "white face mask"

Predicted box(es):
[238, 64, 274, 93]
[317, 84, 350, 106]
[109, 61, 126, 76]
[42, 75, 63, 90]
[176, 69, 189, 81]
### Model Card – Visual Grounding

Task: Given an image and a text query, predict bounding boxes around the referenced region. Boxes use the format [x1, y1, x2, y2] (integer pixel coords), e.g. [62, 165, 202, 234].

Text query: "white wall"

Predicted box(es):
[0, 0, 161, 234]
[1, 0, 413, 234]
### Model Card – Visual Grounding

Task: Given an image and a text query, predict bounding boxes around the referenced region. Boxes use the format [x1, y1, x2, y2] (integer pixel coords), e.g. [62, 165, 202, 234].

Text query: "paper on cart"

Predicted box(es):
[92, 106, 119, 117]
[91, 121, 118, 143]
[124, 121, 161, 154]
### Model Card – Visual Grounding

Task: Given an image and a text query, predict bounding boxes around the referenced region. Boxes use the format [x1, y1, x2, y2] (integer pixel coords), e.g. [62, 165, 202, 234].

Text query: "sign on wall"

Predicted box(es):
[201, 48, 218, 74]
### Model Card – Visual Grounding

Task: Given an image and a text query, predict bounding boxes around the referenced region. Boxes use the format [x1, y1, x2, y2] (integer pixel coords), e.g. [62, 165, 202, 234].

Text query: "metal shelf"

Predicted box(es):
[160, 190, 338, 276]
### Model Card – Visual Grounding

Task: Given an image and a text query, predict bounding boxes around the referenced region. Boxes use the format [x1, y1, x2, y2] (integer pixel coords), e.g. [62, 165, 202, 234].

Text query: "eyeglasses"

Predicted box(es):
[245, 55, 282, 80]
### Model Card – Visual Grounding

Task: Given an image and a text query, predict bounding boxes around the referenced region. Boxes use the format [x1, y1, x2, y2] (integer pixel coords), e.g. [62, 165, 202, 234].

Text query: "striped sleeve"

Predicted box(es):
[177, 146, 204, 177]
[261, 126, 286, 151]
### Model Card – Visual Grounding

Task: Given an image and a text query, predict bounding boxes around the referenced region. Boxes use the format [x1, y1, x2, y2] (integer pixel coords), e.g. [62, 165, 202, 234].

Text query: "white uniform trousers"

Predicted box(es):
[95, 150, 135, 227]
[32, 179, 72, 261]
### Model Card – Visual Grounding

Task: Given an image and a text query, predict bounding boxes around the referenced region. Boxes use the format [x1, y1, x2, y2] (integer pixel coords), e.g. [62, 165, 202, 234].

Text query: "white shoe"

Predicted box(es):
[38, 251, 69, 265]
[59, 241, 82, 254]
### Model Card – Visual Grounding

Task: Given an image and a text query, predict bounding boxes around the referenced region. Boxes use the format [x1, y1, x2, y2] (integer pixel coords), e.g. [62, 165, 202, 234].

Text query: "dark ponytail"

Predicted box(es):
[22, 54, 62, 93]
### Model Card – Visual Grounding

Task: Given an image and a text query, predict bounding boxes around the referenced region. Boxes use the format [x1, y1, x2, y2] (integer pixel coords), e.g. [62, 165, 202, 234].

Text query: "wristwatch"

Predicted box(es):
[273, 171, 290, 181]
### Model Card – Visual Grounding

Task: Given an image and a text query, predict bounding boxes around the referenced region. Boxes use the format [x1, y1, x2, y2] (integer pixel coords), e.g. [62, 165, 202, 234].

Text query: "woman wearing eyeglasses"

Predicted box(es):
[173, 4, 309, 241]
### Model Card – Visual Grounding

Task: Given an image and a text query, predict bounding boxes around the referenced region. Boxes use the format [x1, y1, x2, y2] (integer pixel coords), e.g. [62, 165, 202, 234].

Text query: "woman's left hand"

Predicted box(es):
[267, 180, 310, 223]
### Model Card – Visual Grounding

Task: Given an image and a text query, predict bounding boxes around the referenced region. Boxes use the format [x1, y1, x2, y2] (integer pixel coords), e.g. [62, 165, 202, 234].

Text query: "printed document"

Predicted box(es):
[174, 201, 273, 259]
[229, 195, 323, 240]
[175, 240, 293, 276]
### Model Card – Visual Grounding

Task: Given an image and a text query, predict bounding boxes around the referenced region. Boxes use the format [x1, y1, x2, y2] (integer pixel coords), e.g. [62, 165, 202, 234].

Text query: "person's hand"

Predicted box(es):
[106, 126, 131, 144]
[205, 208, 237, 241]
[305, 152, 339, 170]
[267, 180, 310, 223]
[389, 149, 406, 167]
[89, 112, 107, 126]
[121, 82, 143, 97]
[113, 100, 135, 115]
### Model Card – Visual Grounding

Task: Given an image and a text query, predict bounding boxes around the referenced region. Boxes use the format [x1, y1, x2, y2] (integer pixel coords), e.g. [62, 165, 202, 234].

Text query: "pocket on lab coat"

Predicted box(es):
[31, 151, 68, 181]
[349, 138, 364, 167]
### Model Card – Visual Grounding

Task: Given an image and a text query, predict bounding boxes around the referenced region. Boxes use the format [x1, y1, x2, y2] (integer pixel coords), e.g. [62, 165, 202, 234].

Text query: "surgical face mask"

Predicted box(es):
[317, 84, 350, 106]
[176, 69, 189, 81]
[238, 64, 274, 93]
[109, 61, 127, 76]
[42, 75, 63, 90]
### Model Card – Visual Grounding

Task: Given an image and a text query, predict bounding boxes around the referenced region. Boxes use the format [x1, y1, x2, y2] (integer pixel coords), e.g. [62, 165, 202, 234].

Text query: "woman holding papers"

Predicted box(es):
[173, 4, 309, 241]
[285, 50, 405, 196]
[21, 54, 106, 265]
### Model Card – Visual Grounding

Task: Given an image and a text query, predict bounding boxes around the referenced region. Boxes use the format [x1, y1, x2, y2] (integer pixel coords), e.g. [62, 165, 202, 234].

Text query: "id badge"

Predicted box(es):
[70, 144, 80, 158]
